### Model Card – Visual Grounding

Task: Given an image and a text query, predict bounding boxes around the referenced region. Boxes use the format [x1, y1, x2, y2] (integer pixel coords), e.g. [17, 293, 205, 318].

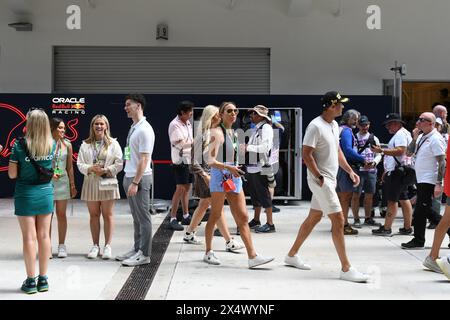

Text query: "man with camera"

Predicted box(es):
[350, 115, 382, 228]
[336, 109, 366, 235]
[371, 113, 413, 236]
[243, 105, 276, 233]
[401, 112, 448, 249]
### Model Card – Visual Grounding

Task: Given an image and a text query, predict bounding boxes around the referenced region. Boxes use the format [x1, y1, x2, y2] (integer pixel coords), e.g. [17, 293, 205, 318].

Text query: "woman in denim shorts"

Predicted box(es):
[202, 102, 274, 269]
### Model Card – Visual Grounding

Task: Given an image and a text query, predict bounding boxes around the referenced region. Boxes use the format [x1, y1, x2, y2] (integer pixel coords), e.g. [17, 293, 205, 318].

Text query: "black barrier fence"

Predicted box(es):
[0, 94, 392, 200]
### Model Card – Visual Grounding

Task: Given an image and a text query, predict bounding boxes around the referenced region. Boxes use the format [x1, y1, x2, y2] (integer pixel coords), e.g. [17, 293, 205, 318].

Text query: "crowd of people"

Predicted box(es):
[6, 91, 450, 294]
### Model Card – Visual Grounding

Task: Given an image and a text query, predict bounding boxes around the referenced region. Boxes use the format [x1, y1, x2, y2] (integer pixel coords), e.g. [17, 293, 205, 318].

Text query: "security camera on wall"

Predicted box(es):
[157, 23, 168, 40]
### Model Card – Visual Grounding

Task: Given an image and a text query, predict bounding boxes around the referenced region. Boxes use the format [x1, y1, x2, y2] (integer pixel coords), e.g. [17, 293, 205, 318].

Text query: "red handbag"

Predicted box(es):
[222, 175, 236, 192]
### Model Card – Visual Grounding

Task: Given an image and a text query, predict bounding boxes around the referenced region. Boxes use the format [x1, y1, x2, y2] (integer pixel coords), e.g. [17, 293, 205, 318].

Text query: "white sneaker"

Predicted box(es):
[203, 250, 221, 265]
[423, 255, 443, 274]
[225, 238, 245, 252]
[57, 244, 67, 258]
[248, 254, 275, 269]
[115, 248, 138, 261]
[102, 245, 112, 260]
[121, 250, 150, 267]
[436, 256, 450, 280]
[284, 254, 311, 270]
[183, 231, 202, 245]
[87, 245, 99, 259]
[340, 267, 370, 283]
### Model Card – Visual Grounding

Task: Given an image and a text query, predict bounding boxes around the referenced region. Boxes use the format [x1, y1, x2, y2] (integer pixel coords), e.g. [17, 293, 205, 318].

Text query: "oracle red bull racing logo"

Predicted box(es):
[52, 97, 86, 115]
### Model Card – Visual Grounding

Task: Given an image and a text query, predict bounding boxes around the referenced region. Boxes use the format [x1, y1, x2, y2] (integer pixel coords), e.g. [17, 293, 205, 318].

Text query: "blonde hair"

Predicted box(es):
[25, 109, 53, 157]
[196, 105, 219, 150]
[84, 114, 113, 146]
[219, 101, 236, 115]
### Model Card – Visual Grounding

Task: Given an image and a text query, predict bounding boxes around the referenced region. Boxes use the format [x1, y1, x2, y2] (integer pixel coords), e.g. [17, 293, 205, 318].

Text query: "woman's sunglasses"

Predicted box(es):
[226, 109, 239, 115]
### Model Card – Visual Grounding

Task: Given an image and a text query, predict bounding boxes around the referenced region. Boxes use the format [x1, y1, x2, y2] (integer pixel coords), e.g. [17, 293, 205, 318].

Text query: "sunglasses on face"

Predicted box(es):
[417, 118, 432, 123]
[226, 109, 239, 115]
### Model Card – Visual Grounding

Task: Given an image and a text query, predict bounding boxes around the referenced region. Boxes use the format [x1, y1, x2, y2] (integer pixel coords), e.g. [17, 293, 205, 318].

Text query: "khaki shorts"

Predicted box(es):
[308, 177, 342, 215]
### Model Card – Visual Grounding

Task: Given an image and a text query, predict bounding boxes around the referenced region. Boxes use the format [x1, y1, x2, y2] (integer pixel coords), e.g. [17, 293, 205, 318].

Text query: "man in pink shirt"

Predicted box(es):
[168, 101, 194, 231]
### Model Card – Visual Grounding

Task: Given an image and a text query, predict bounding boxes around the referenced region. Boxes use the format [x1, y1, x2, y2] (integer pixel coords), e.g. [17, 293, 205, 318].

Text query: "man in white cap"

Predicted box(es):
[244, 105, 276, 233]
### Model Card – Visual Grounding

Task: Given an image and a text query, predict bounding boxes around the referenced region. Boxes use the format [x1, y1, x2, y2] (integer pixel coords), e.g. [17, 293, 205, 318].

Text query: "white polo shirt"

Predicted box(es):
[413, 129, 446, 184]
[124, 117, 155, 178]
[384, 127, 412, 172]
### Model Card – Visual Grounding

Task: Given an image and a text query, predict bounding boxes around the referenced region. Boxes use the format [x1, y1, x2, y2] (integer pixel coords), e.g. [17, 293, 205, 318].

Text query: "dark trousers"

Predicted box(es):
[413, 183, 448, 245]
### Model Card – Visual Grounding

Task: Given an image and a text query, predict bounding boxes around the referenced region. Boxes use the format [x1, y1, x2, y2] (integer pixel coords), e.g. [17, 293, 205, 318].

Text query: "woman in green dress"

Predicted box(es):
[50, 118, 77, 258]
[9, 109, 55, 294]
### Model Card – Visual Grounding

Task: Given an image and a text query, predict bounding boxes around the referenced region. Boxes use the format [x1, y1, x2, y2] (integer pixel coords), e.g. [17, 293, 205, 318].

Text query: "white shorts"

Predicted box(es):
[308, 177, 342, 215]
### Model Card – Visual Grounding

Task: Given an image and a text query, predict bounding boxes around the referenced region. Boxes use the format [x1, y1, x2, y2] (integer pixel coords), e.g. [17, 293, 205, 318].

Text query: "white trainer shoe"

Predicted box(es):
[102, 245, 112, 260]
[183, 231, 202, 245]
[423, 256, 443, 274]
[57, 244, 67, 258]
[225, 238, 245, 252]
[340, 267, 370, 283]
[284, 254, 311, 270]
[122, 250, 150, 267]
[115, 248, 138, 261]
[203, 250, 221, 265]
[87, 245, 99, 259]
[248, 255, 275, 269]
[436, 256, 450, 280]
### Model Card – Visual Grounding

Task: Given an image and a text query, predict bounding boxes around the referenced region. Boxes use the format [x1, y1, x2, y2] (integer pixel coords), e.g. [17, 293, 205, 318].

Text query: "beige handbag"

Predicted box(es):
[99, 177, 119, 191]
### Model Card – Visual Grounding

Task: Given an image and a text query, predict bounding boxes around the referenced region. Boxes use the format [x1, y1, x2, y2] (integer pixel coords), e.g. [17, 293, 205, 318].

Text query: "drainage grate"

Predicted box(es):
[115, 214, 174, 300]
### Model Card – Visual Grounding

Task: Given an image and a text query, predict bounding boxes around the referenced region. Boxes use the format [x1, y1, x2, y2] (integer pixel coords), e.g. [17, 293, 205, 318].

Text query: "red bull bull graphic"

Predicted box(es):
[0, 103, 27, 172]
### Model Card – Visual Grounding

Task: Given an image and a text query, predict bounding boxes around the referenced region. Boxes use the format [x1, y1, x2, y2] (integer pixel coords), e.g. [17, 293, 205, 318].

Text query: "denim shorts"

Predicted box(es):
[353, 171, 377, 194]
[336, 168, 355, 193]
[210, 166, 242, 194]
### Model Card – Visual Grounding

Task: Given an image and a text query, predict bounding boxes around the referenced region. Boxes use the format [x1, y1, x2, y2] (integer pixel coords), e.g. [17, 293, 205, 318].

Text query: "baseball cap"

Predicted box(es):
[321, 91, 349, 108]
[359, 115, 370, 125]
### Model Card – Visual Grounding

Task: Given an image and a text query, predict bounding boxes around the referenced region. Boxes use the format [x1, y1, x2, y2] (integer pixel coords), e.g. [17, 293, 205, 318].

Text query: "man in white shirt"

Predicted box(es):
[116, 94, 155, 266]
[401, 112, 449, 249]
[371, 113, 413, 237]
[168, 101, 194, 231]
[244, 105, 275, 233]
[284, 91, 369, 283]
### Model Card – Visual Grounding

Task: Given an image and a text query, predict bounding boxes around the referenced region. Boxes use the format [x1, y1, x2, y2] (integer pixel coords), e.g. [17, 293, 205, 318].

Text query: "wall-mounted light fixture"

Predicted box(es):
[8, 22, 33, 31]
[157, 23, 168, 40]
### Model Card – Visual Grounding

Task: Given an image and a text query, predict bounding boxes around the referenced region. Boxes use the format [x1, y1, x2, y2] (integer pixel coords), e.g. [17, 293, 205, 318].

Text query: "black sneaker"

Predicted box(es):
[214, 229, 223, 237]
[352, 219, 362, 229]
[427, 222, 438, 229]
[364, 217, 381, 227]
[255, 223, 276, 233]
[248, 219, 261, 229]
[37, 275, 49, 292]
[181, 215, 192, 225]
[372, 225, 392, 237]
[401, 239, 424, 250]
[344, 224, 358, 235]
[272, 206, 281, 213]
[398, 227, 413, 235]
[21, 277, 37, 294]
[169, 219, 184, 231]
